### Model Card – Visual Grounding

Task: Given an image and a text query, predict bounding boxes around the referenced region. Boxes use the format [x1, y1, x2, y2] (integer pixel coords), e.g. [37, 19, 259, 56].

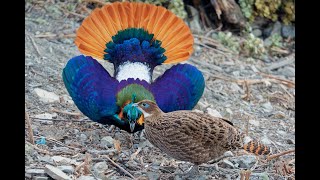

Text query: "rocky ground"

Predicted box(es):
[25, 1, 295, 180]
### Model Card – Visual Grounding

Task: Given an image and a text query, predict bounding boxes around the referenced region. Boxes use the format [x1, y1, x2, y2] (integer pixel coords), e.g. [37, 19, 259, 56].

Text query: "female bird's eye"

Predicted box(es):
[142, 103, 149, 108]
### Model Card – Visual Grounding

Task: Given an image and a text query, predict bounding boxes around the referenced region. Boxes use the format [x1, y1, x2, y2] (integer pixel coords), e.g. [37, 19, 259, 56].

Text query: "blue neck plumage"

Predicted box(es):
[103, 28, 167, 82]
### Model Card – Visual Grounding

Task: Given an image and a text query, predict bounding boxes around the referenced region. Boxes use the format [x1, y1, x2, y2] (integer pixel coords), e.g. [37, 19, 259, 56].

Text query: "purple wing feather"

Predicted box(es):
[150, 64, 205, 112]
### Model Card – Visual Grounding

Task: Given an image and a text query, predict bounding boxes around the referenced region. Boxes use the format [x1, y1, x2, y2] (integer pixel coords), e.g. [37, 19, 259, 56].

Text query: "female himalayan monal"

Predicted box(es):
[62, 2, 205, 133]
[133, 100, 271, 175]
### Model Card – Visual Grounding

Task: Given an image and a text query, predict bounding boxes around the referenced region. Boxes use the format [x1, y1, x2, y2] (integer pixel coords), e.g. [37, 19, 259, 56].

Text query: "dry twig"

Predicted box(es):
[267, 149, 295, 161]
[51, 108, 82, 116]
[28, 35, 41, 57]
[102, 155, 135, 179]
[25, 106, 35, 145]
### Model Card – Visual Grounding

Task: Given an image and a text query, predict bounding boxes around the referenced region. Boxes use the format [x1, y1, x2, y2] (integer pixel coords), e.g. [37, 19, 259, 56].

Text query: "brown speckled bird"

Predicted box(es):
[133, 100, 271, 175]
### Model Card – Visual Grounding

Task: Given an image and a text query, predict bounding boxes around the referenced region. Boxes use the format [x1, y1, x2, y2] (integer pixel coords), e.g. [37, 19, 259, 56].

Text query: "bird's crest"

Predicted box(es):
[75, 2, 193, 67]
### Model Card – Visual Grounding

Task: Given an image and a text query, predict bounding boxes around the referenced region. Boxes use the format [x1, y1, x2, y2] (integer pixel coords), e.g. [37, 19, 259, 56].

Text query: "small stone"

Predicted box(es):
[230, 155, 257, 169]
[73, 129, 80, 134]
[51, 156, 80, 166]
[252, 29, 262, 37]
[93, 162, 108, 180]
[280, 66, 295, 77]
[25, 169, 46, 175]
[230, 83, 243, 93]
[225, 108, 233, 115]
[77, 176, 97, 180]
[271, 21, 282, 36]
[263, 26, 273, 38]
[232, 71, 240, 76]
[79, 133, 87, 142]
[192, 109, 203, 113]
[277, 130, 287, 136]
[147, 172, 160, 180]
[60, 95, 74, 105]
[206, 108, 222, 118]
[249, 119, 260, 127]
[186, 5, 202, 33]
[34, 88, 60, 103]
[282, 25, 295, 39]
[35, 113, 53, 119]
[100, 136, 115, 148]
[261, 136, 272, 145]
[262, 102, 273, 113]
[34, 177, 49, 180]
[224, 151, 234, 157]
[219, 159, 234, 169]
[138, 140, 154, 148]
[57, 166, 74, 174]
[286, 139, 295, 144]
[250, 172, 269, 180]
[44, 165, 72, 180]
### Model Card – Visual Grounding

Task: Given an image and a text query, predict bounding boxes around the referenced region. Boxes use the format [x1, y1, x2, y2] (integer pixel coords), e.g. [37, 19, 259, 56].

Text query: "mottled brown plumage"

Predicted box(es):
[134, 100, 245, 165]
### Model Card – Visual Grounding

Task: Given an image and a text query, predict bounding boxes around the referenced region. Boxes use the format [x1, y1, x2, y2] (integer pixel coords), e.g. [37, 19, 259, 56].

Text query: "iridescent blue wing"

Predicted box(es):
[150, 64, 205, 112]
[62, 55, 119, 123]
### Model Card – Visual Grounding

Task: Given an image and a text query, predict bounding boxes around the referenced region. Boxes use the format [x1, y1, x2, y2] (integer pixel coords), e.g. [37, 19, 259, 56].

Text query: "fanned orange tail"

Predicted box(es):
[75, 2, 193, 64]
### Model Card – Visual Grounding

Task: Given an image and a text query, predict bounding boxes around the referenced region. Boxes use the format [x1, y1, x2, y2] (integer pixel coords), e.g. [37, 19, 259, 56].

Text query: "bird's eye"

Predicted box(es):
[141, 103, 149, 108]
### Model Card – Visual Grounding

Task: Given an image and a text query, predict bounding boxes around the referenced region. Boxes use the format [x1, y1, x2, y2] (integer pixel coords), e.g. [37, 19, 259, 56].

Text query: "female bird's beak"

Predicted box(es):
[132, 103, 138, 107]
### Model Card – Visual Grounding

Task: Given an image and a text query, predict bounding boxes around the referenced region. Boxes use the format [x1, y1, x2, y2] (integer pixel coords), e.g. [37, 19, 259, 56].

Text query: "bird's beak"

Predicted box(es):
[129, 121, 135, 132]
[132, 103, 138, 107]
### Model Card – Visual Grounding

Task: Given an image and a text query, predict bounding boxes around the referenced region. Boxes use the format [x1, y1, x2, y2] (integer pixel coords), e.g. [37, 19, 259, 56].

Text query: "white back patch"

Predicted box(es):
[116, 62, 151, 83]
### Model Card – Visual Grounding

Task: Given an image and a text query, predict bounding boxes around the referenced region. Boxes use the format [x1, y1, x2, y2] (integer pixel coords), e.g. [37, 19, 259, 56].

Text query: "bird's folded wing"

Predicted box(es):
[62, 55, 119, 122]
[150, 64, 205, 112]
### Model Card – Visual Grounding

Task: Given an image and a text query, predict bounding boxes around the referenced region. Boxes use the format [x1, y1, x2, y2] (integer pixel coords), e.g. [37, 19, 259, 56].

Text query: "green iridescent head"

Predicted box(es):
[123, 94, 143, 132]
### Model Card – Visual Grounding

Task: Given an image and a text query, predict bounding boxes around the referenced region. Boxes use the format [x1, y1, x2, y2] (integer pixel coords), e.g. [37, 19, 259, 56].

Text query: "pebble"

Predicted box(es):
[147, 172, 160, 180]
[219, 159, 235, 169]
[224, 151, 234, 157]
[51, 156, 80, 166]
[279, 66, 295, 77]
[230, 83, 243, 93]
[250, 172, 270, 180]
[77, 176, 97, 180]
[100, 136, 115, 148]
[35, 113, 53, 119]
[57, 165, 74, 174]
[286, 139, 295, 144]
[45, 165, 71, 180]
[138, 140, 154, 148]
[281, 25, 295, 39]
[252, 29, 262, 37]
[60, 95, 74, 104]
[33, 177, 49, 180]
[93, 162, 108, 180]
[25, 169, 46, 176]
[262, 102, 273, 113]
[261, 136, 272, 145]
[206, 108, 223, 118]
[249, 119, 260, 127]
[230, 155, 257, 169]
[79, 133, 87, 142]
[34, 88, 60, 103]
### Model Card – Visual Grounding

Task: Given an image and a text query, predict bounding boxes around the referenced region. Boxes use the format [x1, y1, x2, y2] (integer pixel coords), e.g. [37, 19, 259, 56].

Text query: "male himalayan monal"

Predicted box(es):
[62, 2, 205, 133]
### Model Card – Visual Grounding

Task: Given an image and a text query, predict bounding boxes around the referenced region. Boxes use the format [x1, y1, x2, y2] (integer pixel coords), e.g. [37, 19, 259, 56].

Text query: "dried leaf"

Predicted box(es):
[114, 140, 121, 153]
